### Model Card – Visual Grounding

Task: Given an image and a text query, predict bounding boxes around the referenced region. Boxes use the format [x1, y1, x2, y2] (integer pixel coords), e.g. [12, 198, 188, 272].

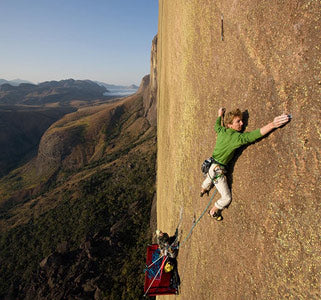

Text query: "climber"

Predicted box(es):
[201, 107, 290, 220]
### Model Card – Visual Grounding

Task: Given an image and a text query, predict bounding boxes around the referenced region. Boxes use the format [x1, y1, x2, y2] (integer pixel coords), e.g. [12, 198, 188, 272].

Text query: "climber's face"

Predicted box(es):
[228, 116, 243, 131]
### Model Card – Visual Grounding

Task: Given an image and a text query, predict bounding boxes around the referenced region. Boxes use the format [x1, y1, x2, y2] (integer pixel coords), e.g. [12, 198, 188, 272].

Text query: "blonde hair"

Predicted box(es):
[225, 109, 242, 126]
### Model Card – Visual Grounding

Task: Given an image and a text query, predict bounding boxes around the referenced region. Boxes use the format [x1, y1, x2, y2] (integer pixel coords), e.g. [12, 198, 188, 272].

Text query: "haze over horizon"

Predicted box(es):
[0, 0, 158, 86]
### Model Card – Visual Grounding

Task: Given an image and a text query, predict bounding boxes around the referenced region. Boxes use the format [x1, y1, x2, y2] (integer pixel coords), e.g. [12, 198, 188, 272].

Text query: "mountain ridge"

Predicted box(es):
[95, 81, 139, 90]
[0, 74, 155, 231]
[0, 79, 107, 105]
[0, 79, 34, 86]
[0, 78, 139, 91]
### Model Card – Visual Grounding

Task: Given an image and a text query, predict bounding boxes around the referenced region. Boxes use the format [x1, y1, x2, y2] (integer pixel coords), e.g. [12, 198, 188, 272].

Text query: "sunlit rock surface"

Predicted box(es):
[156, 1, 320, 299]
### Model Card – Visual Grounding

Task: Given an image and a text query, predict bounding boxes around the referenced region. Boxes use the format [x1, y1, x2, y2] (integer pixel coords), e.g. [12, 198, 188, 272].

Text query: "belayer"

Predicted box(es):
[200, 107, 291, 220]
[155, 230, 180, 290]
[156, 230, 178, 258]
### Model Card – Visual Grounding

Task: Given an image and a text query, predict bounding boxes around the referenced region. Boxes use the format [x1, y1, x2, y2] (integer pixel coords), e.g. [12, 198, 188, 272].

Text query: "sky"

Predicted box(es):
[0, 0, 158, 85]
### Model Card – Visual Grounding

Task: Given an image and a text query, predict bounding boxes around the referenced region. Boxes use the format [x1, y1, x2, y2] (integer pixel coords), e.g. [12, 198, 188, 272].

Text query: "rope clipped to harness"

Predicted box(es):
[201, 157, 225, 181]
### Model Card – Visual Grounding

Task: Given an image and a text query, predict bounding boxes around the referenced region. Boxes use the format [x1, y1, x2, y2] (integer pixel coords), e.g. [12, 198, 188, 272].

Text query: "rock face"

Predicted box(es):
[148, 34, 158, 126]
[141, 35, 158, 127]
[156, 1, 320, 299]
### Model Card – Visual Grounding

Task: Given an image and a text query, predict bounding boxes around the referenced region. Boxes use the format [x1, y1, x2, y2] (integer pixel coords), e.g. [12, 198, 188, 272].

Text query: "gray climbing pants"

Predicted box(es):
[201, 163, 232, 210]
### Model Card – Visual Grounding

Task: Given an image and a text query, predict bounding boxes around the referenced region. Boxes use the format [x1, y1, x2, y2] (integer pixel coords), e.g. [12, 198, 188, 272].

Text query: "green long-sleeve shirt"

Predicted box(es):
[212, 116, 262, 165]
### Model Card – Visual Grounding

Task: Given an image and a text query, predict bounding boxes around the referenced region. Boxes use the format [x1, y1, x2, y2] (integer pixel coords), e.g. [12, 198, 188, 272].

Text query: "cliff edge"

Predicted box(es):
[156, 1, 320, 299]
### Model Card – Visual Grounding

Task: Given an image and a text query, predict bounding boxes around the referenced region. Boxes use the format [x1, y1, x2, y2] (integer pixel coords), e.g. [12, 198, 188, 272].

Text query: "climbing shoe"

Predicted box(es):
[208, 210, 223, 221]
[200, 190, 209, 197]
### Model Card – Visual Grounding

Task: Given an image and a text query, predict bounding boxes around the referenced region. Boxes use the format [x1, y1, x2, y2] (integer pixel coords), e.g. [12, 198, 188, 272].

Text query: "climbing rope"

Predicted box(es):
[175, 187, 218, 249]
[144, 167, 221, 297]
[143, 186, 218, 297]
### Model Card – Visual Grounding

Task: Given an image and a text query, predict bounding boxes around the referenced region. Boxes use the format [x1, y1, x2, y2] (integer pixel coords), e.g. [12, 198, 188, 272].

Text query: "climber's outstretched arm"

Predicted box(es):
[218, 107, 226, 117]
[260, 114, 290, 136]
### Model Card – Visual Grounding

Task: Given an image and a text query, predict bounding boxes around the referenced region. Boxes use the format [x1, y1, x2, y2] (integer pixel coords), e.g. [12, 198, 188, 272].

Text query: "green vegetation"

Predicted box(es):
[0, 95, 156, 299]
[0, 106, 75, 177]
[0, 149, 156, 299]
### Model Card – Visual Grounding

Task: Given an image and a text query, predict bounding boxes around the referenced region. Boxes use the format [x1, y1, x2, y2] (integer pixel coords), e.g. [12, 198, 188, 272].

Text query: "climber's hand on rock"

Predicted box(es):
[273, 114, 290, 128]
[218, 107, 226, 117]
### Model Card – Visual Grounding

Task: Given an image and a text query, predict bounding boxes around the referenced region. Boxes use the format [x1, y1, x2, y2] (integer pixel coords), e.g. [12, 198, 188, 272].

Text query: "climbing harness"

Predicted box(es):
[209, 164, 225, 183]
[201, 157, 214, 176]
[201, 156, 226, 181]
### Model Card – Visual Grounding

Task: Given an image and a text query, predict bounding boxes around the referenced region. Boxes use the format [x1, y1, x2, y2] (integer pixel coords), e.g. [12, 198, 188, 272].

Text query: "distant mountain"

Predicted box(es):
[95, 81, 139, 90]
[0, 79, 34, 86]
[95, 82, 139, 97]
[0, 79, 107, 105]
[128, 84, 139, 89]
